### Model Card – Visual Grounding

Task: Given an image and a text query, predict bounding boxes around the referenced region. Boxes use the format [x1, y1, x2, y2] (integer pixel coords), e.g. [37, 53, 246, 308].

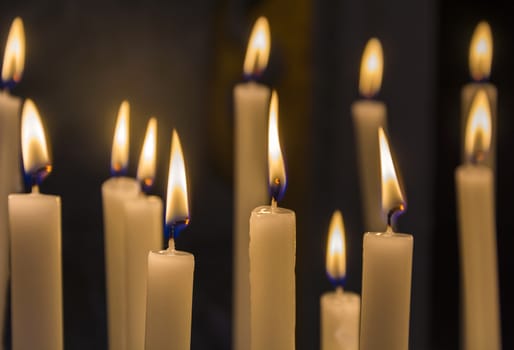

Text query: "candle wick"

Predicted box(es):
[335, 286, 344, 295]
[168, 237, 175, 252]
[31, 184, 39, 194]
[271, 198, 277, 210]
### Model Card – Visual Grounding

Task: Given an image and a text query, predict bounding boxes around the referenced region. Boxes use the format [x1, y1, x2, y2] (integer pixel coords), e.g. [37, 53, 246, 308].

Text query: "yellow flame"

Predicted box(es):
[326, 210, 346, 281]
[469, 21, 492, 81]
[243, 16, 270, 76]
[165, 129, 189, 225]
[268, 90, 286, 197]
[137, 117, 157, 187]
[111, 100, 130, 174]
[359, 38, 383, 97]
[379, 128, 405, 217]
[21, 99, 51, 176]
[2, 17, 25, 83]
[465, 90, 491, 162]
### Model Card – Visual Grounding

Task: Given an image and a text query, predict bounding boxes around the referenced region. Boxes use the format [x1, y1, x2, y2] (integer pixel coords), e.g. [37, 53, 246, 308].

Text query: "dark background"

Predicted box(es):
[0, 0, 512, 349]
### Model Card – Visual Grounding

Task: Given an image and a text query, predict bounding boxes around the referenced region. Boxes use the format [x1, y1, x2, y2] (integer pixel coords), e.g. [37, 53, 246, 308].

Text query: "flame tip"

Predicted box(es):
[243, 16, 271, 77]
[326, 210, 346, 284]
[2, 16, 26, 84]
[469, 20, 493, 81]
[359, 38, 383, 97]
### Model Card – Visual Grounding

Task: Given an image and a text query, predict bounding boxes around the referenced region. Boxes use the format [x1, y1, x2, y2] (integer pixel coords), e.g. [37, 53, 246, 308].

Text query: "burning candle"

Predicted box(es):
[9, 99, 62, 350]
[145, 130, 194, 350]
[352, 38, 387, 232]
[102, 101, 140, 350]
[320, 210, 360, 350]
[455, 90, 501, 350]
[359, 128, 413, 350]
[249, 90, 295, 350]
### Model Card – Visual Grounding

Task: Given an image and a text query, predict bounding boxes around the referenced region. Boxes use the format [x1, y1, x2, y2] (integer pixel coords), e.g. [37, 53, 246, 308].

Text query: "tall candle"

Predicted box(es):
[249, 91, 295, 350]
[360, 128, 413, 350]
[9, 99, 62, 350]
[455, 90, 501, 350]
[233, 16, 271, 350]
[352, 38, 387, 232]
[145, 130, 194, 350]
[102, 101, 140, 350]
[320, 210, 360, 350]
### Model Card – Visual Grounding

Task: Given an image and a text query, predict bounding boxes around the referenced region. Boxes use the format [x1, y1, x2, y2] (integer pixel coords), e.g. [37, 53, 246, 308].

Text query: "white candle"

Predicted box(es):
[102, 101, 140, 350]
[124, 118, 163, 350]
[352, 38, 387, 232]
[9, 99, 62, 350]
[249, 91, 295, 350]
[360, 128, 413, 350]
[145, 129, 194, 350]
[321, 210, 360, 350]
[455, 90, 501, 350]
[233, 17, 271, 350]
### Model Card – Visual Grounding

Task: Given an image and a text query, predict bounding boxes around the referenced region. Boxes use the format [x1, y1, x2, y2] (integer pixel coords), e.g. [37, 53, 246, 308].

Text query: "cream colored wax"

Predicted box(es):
[321, 289, 360, 350]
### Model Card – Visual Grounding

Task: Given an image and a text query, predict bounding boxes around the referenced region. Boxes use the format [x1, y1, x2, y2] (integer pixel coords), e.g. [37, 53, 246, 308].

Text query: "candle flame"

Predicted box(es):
[137, 117, 157, 191]
[359, 38, 383, 98]
[111, 100, 130, 176]
[2, 17, 25, 85]
[326, 210, 346, 285]
[469, 21, 492, 81]
[268, 90, 286, 202]
[465, 90, 491, 164]
[243, 16, 270, 78]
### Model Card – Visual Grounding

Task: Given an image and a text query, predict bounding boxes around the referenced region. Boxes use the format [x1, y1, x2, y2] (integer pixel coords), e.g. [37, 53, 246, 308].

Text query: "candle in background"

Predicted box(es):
[145, 130, 194, 350]
[102, 100, 140, 350]
[9, 99, 62, 350]
[352, 38, 387, 232]
[360, 128, 413, 350]
[249, 91, 295, 350]
[124, 117, 163, 350]
[455, 90, 501, 350]
[233, 16, 271, 350]
[320, 210, 360, 350]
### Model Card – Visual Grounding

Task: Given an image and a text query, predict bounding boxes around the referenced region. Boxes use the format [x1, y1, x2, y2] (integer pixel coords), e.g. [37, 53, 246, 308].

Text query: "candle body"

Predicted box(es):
[9, 192, 62, 350]
[124, 195, 163, 350]
[102, 177, 140, 350]
[360, 232, 413, 350]
[145, 249, 194, 350]
[320, 289, 360, 350]
[455, 165, 501, 350]
[351, 100, 387, 232]
[233, 82, 270, 350]
[249, 205, 295, 350]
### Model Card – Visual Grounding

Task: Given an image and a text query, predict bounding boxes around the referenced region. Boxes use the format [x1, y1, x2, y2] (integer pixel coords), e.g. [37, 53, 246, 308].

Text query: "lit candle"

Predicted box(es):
[9, 99, 62, 350]
[145, 130, 194, 350]
[455, 90, 501, 350]
[249, 90, 295, 350]
[102, 100, 140, 350]
[352, 38, 387, 232]
[320, 210, 360, 350]
[233, 16, 271, 350]
[124, 118, 163, 350]
[359, 128, 413, 350]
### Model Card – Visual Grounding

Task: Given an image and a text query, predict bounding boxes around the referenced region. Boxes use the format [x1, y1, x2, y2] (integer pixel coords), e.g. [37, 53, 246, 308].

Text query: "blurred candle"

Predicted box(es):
[455, 90, 501, 350]
[249, 91, 295, 350]
[102, 101, 140, 350]
[9, 100, 62, 350]
[145, 130, 194, 350]
[352, 38, 387, 232]
[124, 118, 162, 350]
[233, 16, 271, 350]
[360, 128, 413, 350]
[320, 210, 360, 350]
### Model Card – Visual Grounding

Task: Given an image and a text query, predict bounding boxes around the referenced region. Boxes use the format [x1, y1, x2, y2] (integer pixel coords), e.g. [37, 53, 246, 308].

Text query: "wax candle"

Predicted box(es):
[249, 91, 295, 350]
[455, 90, 501, 350]
[9, 99, 62, 350]
[320, 210, 360, 350]
[145, 130, 194, 350]
[360, 128, 413, 350]
[102, 100, 140, 350]
[124, 118, 163, 350]
[352, 38, 387, 232]
[233, 16, 271, 350]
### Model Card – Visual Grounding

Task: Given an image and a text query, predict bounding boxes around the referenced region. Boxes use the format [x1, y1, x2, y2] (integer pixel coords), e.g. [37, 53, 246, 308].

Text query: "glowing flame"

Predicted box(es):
[243, 16, 270, 78]
[268, 90, 286, 202]
[2, 17, 25, 84]
[465, 90, 491, 163]
[137, 117, 157, 190]
[326, 210, 346, 284]
[359, 38, 383, 98]
[111, 101, 130, 175]
[469, 21, 492, 81]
